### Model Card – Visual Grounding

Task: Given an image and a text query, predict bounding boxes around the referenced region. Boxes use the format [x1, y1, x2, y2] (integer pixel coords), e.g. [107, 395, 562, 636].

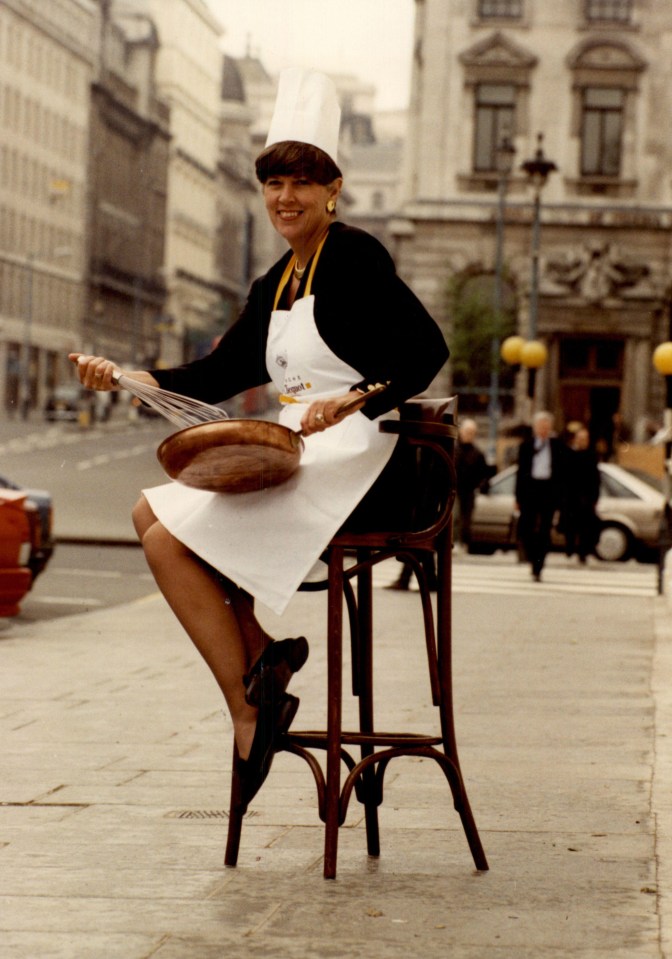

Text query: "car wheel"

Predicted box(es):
[595, 523, 632, 562]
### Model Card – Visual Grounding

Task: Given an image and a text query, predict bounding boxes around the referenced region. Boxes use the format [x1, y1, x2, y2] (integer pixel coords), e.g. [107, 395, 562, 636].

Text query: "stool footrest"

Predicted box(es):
[288, 730, 443, 749]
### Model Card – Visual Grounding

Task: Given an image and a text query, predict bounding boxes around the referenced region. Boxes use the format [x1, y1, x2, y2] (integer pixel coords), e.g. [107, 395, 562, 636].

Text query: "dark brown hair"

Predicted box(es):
[255, 140, 342, 185]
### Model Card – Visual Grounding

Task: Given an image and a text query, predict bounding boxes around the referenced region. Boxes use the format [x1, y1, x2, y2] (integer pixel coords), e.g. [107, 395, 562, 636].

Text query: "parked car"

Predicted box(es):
[0, 489, 40, 615]
[0, 476, 54, 581]
[469, 462, 665, 562]
[44, 384, 95, 423]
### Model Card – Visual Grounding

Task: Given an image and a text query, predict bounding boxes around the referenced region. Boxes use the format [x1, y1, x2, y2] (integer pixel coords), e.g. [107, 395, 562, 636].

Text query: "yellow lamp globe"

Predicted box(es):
[500, 335, 525, 365]
[653, 342, 672, 376]
[519, 340, 548, 369]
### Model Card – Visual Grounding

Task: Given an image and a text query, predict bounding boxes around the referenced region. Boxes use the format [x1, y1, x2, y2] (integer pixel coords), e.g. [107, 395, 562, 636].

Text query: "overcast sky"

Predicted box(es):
[206, 0, 416, 111]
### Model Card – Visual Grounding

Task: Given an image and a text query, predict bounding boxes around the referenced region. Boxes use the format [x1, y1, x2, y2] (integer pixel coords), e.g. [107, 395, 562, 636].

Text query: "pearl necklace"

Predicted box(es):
[293, 229, 330, 282]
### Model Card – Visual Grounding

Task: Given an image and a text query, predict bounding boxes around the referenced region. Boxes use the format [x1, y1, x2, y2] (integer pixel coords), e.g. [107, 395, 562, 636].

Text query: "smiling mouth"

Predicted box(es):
[278, 210, 302, 220]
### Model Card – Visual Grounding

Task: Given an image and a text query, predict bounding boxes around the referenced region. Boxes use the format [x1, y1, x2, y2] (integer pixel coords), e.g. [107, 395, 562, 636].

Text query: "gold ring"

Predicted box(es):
[316, 412, 325, 423]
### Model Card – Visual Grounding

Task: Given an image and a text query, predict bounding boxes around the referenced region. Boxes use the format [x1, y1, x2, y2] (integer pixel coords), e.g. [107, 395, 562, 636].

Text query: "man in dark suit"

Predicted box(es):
[455, 418, 490, 550]
[515, 411, 565, 582]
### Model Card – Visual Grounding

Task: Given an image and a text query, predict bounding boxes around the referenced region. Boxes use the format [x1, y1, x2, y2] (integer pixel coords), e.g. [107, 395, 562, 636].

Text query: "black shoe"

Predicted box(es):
[385, 578, 410, 591]
[244, 637, 309, 708]
[237, 693, 299, 806]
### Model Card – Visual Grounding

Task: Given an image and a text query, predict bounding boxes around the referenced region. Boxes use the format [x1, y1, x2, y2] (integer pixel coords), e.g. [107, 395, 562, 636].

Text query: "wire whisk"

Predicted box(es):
[112, 372, 230, 430]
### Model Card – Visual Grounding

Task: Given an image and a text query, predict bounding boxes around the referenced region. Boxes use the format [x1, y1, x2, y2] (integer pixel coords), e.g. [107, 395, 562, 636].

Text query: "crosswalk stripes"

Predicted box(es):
[370, 556, 657, 598]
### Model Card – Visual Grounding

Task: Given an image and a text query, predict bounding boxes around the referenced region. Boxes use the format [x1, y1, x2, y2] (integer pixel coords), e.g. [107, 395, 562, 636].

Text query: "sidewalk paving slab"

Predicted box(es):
[0, 562, 669, 958]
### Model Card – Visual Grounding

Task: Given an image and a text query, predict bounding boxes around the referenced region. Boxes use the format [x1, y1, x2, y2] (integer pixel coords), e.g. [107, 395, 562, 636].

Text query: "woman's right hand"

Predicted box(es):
[68, 353, 120, 391]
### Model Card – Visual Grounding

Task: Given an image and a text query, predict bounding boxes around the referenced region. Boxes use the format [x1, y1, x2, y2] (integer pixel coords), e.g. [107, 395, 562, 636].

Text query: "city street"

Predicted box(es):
[18, 544, 155, 623]
[0, 411, 172, 542]
[0, 411, 660, 625]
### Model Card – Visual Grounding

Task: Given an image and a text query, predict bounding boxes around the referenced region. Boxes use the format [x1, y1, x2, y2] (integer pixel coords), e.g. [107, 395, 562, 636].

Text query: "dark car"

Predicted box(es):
[44, 384, 95, 423]
[470, 462, 664, 562]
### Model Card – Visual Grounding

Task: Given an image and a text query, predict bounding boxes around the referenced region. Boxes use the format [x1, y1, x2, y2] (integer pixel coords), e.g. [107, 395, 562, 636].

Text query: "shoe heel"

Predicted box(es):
[244, 637, 309, 707]
[245, 666, 284, 707]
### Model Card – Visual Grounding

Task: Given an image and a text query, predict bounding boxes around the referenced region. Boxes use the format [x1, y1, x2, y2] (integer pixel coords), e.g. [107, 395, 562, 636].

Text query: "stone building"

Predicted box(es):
[394, 0, 672, 452]
[0, 0, 97, 415]
[124, 0, 226, 368]
[87, 2, 170, 370]
[216, 56, 257, 328]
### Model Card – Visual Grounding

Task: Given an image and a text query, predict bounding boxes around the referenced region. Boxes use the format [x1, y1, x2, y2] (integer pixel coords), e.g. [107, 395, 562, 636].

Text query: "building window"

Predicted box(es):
[474, 84, 515, 171]
[478, 0, 523, 17]
[581, 87, 624, 176]
[584, 0, 632, 23]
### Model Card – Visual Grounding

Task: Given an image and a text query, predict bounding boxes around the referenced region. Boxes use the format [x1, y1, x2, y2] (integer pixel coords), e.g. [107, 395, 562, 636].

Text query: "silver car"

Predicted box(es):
[469, 462, 665, 562]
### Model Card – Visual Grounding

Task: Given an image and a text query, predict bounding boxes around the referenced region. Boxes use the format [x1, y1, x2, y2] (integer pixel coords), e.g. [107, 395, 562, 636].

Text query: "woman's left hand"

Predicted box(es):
[300, 391, 364, 436]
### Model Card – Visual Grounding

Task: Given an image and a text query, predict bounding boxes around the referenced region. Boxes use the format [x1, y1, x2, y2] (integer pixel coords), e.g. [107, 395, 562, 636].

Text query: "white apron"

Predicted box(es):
[143, 245, 398, 615]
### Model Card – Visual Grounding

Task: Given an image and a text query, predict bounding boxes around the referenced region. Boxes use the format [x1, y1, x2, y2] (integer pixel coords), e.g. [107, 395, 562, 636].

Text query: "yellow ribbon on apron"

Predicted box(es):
[272, 230, 329, 311]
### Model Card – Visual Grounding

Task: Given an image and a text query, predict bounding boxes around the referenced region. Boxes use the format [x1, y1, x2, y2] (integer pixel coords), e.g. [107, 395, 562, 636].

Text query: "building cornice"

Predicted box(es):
[398, 200, 672, 230]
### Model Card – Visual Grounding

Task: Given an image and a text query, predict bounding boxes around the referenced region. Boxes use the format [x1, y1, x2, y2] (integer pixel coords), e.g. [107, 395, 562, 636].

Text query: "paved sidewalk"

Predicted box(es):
[1, 560, 671, 958]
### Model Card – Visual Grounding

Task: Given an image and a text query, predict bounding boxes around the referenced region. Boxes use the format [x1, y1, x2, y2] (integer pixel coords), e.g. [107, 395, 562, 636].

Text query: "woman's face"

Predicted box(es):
[263, 175, 341, 253]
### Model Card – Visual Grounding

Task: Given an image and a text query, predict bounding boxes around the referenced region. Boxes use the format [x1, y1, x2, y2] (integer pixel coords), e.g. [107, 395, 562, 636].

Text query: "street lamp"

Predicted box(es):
[487, 134, 516, 465]
[500, 334, 548, 418]
[500, 334, 525, 367]
[520, 133, 557, 405]
[520, 338, 548, 409]
[652, 342, 672, 592]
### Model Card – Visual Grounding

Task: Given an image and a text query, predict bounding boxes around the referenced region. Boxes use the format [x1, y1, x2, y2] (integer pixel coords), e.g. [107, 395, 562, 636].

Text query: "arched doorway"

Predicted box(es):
[558, 335, 624, 457]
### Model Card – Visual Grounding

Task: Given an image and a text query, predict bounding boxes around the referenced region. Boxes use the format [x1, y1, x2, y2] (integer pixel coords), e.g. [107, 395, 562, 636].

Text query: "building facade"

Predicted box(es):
[87, 2, 170, 370]
[0, 0, 97, 415]
[395, 0, 672, 453]
[131, 0, 225, 368]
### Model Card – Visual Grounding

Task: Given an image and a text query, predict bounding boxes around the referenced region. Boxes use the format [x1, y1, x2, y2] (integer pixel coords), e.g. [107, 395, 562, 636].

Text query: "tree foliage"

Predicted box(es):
[447, 271, 517, 389]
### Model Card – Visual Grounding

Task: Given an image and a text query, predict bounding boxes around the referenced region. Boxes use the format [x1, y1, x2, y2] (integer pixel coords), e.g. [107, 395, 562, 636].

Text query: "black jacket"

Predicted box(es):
[150, 222, 449, 420]
[515, 436, 566, 507]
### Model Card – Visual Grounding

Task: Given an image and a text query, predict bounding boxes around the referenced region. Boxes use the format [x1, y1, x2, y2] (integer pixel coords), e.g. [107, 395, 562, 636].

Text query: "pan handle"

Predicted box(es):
[334, 382, 388, 419]
[294, 382, 388, 438]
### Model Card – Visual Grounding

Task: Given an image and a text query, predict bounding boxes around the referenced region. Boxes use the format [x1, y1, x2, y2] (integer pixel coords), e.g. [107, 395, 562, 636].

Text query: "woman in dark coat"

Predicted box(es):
[562, 426, 601, 563]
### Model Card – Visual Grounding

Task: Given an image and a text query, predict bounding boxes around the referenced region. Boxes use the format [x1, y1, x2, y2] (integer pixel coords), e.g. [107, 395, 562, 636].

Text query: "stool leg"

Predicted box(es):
[436, 531, 489, 871]
[355, 558, 381, 857]
[224, 740, 245, 867]
[324, 547, 344, 879]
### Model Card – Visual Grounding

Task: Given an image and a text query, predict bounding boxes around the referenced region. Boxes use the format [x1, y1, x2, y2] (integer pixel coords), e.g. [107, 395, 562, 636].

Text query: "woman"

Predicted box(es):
[70, 70, 448, 805]
[561, 426, 600, 563]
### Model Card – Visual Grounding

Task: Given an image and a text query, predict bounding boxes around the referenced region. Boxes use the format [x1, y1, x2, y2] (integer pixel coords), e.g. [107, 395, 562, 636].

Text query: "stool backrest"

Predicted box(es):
[374, 397, 458, 542]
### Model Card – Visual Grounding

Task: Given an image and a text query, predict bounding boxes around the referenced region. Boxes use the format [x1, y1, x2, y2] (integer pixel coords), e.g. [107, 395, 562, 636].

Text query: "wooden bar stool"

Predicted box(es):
[225, 397, 488, 879]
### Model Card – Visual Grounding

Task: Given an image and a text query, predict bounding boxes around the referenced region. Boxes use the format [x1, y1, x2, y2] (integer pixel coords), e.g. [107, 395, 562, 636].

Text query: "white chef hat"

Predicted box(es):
[265, 68, 341, 164]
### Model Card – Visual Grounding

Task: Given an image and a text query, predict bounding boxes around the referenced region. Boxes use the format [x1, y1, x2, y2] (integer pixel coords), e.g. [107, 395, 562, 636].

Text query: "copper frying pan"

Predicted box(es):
[156, 384, 387, 494]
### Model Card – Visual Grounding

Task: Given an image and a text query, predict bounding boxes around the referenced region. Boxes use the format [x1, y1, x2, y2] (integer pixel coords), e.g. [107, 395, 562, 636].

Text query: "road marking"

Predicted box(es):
[0, 423, 160, 459]
[47, 568, 154, 581]
[30, 595, 105, 606]
[76, 444, 155, 471]
[371, 558, 657, 598]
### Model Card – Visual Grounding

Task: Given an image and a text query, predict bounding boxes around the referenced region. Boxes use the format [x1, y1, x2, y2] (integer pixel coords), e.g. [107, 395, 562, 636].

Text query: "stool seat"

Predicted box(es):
[225, 397, 488, 878]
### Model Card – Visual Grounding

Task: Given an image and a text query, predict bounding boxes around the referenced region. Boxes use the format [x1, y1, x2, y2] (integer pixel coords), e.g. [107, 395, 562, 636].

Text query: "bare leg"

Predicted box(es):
[132, 495, 269, 759]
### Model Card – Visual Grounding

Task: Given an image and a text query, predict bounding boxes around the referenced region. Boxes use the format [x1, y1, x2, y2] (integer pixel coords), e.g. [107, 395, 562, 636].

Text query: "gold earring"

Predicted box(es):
[326, 199, 336, 213]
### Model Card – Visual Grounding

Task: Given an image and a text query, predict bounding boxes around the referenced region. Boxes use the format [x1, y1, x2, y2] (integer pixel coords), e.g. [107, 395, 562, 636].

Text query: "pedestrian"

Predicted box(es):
[454, 418, 489, 550]
[385, 552, 438, 592]
[514, 410, 565, 582]
[69, 69, 449, 807]
[561, 426, 600, 564]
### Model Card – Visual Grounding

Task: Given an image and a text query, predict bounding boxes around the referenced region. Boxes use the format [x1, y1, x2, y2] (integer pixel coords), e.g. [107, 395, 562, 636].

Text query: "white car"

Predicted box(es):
[470, 462, 665, 562]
